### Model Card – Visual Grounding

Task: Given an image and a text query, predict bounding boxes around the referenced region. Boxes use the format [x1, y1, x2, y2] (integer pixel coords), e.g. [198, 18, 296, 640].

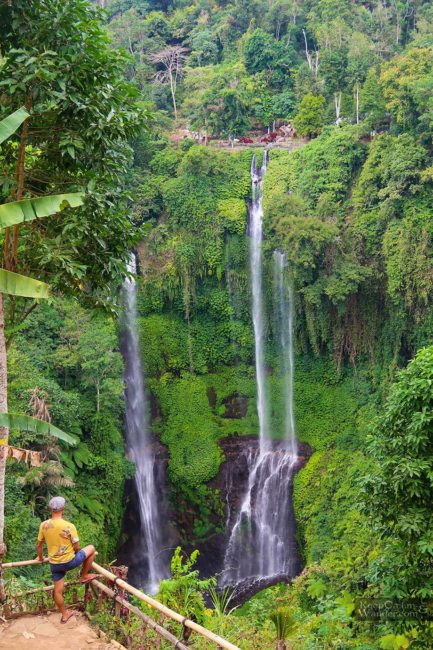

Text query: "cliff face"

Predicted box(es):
[213, 435, 311, 525]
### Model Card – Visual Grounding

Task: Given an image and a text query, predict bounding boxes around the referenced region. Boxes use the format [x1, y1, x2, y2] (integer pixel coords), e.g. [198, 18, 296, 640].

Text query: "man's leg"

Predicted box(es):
[79, 545, 96, 582]
[53, 578, 74, 623]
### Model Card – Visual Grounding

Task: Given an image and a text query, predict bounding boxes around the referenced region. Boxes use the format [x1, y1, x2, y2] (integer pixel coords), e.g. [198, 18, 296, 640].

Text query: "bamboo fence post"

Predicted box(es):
[89, 581, 102, 612]
[183, 624, 193, 643]
[84, 583, 91, 611]
[114, 597, 121, 620]
[112, 565, 127, 621]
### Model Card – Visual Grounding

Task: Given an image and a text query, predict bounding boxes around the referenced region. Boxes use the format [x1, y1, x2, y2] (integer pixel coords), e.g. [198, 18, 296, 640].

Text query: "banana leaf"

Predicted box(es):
[0, 107, 29, 144]
[0, 192, 84, 229]
[0, 413, 77, 446]
[0, 269, 50, 298]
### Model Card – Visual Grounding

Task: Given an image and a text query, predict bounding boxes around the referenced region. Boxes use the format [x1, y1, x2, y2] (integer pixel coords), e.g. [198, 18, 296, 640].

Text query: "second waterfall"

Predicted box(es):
[122, 255, 170, 593]
[222, 154, 300, 586]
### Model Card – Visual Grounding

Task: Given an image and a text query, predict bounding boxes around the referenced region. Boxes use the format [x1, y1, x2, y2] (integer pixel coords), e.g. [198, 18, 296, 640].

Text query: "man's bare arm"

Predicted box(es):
[36, 540, 44, 561]
[73, 541, 80, 553]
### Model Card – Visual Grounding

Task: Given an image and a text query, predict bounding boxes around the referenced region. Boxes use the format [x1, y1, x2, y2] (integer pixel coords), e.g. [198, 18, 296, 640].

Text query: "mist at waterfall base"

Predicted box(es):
[222, 156, 301, 587]
[121, 256, 170, 593]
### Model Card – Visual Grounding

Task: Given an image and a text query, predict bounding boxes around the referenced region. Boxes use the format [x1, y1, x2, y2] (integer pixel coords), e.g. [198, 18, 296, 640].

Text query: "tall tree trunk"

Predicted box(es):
[169, 72, 177, 120]
[335, 92, 342, 123]
[0, 293, 9, 603]
[2, 230, 10, 272]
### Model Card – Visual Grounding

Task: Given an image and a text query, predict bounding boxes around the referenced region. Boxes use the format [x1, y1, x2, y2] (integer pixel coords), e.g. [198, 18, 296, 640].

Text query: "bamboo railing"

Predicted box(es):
[2, 558, 50, 568]
[0, 557, 241, 650]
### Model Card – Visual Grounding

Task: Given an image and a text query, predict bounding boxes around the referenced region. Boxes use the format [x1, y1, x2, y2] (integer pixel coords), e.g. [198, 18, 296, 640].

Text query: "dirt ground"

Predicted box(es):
[0, 612, 125, 650]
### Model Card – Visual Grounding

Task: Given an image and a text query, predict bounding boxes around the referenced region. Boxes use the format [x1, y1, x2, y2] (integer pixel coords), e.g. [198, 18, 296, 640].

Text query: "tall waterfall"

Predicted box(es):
[250, 153, 270, 451]
[122, 254, 168, 593]
[222, 156, 299, 587]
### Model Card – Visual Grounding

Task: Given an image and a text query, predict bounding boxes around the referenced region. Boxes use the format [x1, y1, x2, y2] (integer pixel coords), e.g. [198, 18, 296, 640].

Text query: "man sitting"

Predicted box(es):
[37, 496, 97, 623]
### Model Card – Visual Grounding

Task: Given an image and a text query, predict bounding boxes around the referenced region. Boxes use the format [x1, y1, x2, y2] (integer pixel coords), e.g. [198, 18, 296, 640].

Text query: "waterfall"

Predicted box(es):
[250, 153, 270, 451]
[274, 250, 297, 458]
[222, 155, 299, 587]
[122, 254, 168, 593]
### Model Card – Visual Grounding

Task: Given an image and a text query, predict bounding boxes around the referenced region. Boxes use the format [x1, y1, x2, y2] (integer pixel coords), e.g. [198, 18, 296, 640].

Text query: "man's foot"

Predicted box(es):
[60, 610, 75, 624]
[80, 573, 97, 584]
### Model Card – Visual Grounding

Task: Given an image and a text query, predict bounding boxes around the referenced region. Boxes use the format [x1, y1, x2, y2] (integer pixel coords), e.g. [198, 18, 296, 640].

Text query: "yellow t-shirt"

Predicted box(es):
[37, 518, 79, 564]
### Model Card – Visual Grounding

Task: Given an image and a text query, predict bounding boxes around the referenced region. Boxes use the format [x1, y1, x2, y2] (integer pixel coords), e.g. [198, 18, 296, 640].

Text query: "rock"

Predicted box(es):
[221, 393, 248, 418]
[207, 385, 217, 409]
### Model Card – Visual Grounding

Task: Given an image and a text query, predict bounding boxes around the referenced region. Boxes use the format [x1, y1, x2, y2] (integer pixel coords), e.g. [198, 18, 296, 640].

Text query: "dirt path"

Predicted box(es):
[0, 612, 124, 650]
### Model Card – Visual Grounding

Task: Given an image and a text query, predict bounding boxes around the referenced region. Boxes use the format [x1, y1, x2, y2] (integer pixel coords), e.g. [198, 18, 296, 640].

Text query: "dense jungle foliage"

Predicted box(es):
[2, 0, 433, 648]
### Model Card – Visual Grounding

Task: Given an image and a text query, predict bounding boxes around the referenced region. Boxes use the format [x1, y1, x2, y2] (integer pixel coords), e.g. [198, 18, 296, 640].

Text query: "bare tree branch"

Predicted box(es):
[150, 46, 188, 119]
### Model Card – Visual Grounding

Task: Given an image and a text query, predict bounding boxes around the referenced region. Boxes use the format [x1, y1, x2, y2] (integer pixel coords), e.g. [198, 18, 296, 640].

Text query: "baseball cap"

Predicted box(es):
[48, 496, 66, 512]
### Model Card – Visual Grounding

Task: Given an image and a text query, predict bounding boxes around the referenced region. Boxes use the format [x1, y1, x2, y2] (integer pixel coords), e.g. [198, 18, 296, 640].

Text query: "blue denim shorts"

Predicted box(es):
[50, 549, 86, 582]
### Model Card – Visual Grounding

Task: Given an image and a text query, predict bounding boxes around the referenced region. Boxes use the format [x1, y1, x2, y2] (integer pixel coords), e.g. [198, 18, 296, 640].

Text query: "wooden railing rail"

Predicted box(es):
[2, 558, 49, 568]
[0, 558, 241, 650]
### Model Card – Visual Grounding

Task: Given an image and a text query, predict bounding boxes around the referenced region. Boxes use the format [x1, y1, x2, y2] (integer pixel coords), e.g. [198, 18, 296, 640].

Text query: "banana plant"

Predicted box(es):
[0, 269, 49, 299]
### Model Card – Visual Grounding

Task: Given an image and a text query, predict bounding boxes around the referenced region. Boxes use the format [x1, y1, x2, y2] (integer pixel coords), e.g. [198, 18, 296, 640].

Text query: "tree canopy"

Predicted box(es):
[0, 0, 147, 309]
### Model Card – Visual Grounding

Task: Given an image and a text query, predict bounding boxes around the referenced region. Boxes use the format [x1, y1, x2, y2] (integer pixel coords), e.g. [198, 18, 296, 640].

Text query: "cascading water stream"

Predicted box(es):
[250, 153, 270, 452]
[222, 155, 299, 587]
[274, 250, 297, 458]
[122, 254, 169, 593]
